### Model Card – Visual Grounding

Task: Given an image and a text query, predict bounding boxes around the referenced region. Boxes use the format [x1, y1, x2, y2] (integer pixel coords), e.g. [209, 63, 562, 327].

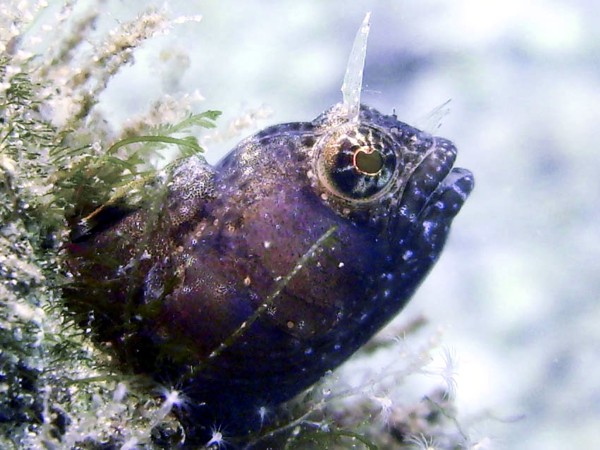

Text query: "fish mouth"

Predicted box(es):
[390, 136, 474, 238]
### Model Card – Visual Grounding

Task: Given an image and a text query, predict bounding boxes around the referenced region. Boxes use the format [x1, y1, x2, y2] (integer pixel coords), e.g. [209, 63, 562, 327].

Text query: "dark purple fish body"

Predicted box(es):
[65, 103, 473, 440]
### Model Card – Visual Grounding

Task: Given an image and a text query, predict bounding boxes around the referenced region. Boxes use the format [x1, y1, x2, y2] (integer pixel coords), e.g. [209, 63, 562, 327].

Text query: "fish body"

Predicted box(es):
[66, 103, 474, 437]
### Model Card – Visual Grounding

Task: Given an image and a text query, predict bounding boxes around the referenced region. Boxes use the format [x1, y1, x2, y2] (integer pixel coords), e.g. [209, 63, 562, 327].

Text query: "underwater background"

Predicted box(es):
[2, 0, 598, 448]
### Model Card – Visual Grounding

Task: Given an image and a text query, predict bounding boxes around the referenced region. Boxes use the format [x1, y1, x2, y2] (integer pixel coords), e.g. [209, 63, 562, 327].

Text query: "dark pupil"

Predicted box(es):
[354, 149, 383, 175]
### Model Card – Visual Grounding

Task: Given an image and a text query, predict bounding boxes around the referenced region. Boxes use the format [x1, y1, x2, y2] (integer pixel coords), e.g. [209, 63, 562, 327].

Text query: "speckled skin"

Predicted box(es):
[66, 104, 474, 438]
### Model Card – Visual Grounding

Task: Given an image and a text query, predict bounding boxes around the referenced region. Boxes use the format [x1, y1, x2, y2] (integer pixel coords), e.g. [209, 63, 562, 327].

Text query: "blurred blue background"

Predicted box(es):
[95, 1, 599, 448]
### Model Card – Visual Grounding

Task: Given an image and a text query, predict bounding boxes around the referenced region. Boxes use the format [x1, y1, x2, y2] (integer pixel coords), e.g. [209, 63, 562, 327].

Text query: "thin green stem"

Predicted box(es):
[107, 135, 202, 155]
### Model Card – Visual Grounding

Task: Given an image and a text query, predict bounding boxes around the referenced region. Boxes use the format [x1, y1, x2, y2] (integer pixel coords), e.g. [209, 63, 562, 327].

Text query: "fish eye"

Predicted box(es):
[315, 125, 399, 201]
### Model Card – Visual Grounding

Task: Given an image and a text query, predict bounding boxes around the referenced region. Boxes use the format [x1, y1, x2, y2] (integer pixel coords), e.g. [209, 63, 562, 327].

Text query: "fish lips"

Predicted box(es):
[390, 135, 475, 244]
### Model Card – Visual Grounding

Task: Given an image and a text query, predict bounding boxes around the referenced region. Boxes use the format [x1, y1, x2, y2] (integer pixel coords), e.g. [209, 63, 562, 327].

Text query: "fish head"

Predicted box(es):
[310, 103, 474, 259]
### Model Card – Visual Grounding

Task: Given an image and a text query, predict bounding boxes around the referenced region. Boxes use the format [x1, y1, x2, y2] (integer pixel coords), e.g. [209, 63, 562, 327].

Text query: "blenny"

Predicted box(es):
[65, 13, 474, 444]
